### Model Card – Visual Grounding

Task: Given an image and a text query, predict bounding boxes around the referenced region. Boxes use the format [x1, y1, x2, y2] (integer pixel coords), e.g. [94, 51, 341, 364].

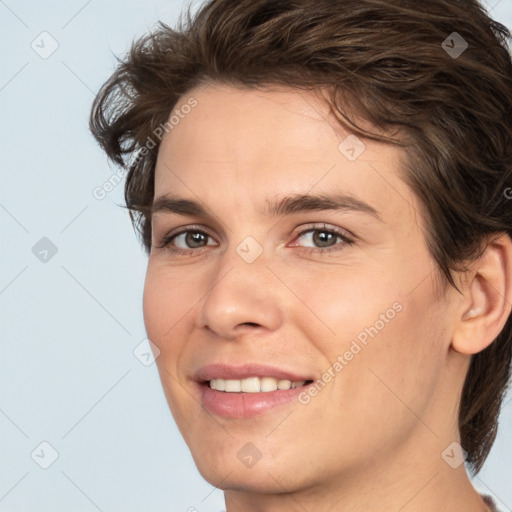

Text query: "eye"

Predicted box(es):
[155, 223, 354, 256]
[155, 226, 216, 256]
[290, 224, 354, 254]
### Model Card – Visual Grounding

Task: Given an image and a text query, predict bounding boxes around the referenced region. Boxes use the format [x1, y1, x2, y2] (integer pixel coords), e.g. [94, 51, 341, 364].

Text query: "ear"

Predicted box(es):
[451, 233, 512, 355]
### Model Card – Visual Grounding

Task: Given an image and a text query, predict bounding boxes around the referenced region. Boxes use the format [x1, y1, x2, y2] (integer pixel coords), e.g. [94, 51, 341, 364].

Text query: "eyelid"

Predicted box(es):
[158, 221, 354, 242]
[291, 222, 355, 242]
[154, 224, 216, 249]
[155, 222, 355, 253]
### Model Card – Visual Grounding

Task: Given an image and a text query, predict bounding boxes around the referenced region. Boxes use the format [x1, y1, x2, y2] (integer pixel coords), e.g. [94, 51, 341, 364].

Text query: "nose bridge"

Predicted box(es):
[197, 234, 282, 338]
[213, 214, 271, 279]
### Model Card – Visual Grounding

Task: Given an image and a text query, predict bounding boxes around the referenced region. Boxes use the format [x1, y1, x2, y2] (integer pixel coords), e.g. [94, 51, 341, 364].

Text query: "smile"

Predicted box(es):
[208, 376, 311, 392]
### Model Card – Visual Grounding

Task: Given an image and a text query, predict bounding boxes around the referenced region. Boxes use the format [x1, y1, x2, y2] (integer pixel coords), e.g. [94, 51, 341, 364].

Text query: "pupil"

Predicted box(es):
[188, 232, 205, 247]
[313, 230, 334, 247]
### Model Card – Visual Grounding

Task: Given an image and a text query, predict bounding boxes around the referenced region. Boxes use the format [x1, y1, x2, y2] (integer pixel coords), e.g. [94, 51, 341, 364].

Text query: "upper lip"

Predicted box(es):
[194, 363, 313, 383]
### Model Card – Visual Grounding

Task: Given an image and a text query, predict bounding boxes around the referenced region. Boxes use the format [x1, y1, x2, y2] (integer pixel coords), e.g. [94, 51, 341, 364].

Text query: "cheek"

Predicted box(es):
[286, 257, 446, 411]
[142, 263, 198, 340]
[330, 279, 447, 437]
[142, 281, 169, 350]
[282, 260, 403, 354]
[142, 265, 195, 376]
[142, 265, 201, 426]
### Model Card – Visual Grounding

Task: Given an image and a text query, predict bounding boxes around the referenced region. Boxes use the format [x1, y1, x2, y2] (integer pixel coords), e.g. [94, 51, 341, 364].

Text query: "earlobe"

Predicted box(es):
[452, 233, 512, 355]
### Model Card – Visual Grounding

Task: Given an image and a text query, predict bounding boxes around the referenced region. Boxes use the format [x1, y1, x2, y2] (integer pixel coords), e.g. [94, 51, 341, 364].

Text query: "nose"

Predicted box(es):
[197, 245, 283, 340]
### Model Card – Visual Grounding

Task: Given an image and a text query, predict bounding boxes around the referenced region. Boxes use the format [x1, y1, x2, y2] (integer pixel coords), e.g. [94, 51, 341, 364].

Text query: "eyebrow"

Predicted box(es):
[151, 192, 383, 222]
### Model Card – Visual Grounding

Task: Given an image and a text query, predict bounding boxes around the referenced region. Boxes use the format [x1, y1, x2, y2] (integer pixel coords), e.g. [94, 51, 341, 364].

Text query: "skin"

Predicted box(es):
[142, 82, 512, 511]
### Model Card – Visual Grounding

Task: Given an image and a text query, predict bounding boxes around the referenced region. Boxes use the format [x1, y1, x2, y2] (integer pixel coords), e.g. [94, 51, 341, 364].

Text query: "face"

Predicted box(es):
[143, 83, 459, 495]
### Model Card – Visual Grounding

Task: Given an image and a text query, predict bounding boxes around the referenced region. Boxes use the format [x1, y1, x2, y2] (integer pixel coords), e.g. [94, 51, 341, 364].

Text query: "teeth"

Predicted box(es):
[260, 377, 278, 392]
[209, 377, 307, 392]
[213, 378, 225, 391]
[277, 379, 291, 390]
[241, 377, 260, 393]
[224, 379, 241, 392]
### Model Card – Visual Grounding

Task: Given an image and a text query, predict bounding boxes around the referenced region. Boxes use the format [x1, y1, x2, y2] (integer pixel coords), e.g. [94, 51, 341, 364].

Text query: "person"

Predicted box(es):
[89, 0, 512, 510]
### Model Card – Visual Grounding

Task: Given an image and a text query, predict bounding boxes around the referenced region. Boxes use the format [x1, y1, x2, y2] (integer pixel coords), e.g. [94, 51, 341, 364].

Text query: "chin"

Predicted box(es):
[187, 438, 319, 496]
[194, 460, 300, 494]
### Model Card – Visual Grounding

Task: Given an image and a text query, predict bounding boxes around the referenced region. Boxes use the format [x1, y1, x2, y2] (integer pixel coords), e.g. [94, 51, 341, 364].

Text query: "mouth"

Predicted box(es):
[204, 376, 314, 393]
[193, 363, 316, 418]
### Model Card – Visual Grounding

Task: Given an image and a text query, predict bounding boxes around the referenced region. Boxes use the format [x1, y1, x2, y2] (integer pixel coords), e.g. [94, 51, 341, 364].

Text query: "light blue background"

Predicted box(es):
[1, 1, 511, 510]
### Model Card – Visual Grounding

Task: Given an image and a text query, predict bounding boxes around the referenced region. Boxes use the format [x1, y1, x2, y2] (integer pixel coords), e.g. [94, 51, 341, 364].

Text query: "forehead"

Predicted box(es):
[162, 83, 351, 163]
[153, 83, 421, 227]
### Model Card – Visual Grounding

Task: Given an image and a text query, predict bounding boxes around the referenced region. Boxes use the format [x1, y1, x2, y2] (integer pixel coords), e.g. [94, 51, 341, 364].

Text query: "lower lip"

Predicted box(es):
[199, 383, 310, 419]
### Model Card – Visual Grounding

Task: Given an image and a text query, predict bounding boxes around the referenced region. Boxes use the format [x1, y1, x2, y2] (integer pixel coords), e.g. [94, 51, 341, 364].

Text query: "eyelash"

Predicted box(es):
[155, 223, 355, 257]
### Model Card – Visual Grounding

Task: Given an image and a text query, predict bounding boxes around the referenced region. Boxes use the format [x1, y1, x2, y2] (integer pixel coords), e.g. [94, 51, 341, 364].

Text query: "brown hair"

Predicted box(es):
[89, 0, 512, 473]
